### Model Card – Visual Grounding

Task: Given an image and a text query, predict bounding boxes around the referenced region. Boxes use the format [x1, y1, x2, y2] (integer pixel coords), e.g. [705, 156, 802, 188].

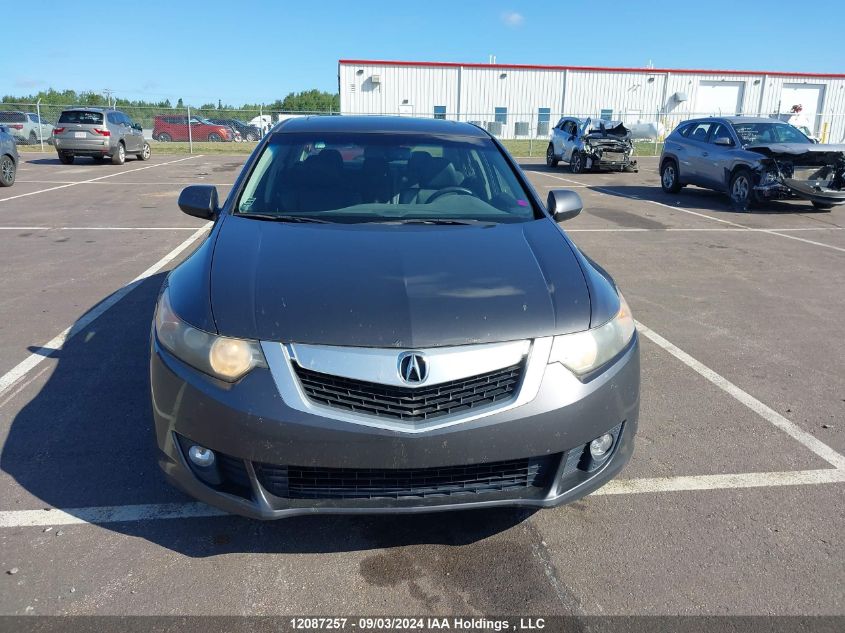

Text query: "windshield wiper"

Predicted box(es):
[377, 218, 493, 226]
[238, 213, 332, 224]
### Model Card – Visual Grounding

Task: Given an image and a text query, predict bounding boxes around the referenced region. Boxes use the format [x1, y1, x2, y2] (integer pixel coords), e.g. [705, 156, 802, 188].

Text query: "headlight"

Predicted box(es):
[548, 292, 635, 377]
[154, 289, 266, 382]
[760, 170, 779, 185]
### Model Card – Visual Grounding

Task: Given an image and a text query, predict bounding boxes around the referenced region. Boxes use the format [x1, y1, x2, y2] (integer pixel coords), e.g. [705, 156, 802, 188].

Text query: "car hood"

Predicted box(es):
[208, 216, 592, 348]
[580, 118, 632, 140]
[746, 142, 845, 159]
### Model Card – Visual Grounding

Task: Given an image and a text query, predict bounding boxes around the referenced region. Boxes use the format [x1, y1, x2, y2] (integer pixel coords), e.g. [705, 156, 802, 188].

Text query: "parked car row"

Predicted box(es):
[152, 115, 261, 143]
[546, 115, 845, 212]
[1, 108, 267, 147]
[0, 111, 54, 145]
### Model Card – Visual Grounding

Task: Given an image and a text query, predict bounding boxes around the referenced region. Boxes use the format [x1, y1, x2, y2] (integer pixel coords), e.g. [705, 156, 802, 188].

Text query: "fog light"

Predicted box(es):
[589, 434, 614, 459]
[188, 445, 215, 468]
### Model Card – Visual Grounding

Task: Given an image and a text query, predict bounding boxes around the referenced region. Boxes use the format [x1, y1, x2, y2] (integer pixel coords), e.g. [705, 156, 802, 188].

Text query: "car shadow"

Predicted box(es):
[23, 157, 63, 165]
[585, 185, 830, 215]
[0, 273, 531, 557]
[518, 163, 830, 216]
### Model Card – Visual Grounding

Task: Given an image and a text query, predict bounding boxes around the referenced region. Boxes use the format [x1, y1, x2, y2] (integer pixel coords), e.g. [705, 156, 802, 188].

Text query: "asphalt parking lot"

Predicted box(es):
[0, 150, 843, 617]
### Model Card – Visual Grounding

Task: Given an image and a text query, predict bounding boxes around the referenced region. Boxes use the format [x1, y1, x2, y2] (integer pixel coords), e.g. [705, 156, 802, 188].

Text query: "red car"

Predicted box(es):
[152, 115, 233, 142]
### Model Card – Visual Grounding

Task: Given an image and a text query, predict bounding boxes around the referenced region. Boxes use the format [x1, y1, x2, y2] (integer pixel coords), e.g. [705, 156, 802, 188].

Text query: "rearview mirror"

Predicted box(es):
[547, 189, 583, 222]
[178, 185, 219, 220]
[714, 136, 734, 146]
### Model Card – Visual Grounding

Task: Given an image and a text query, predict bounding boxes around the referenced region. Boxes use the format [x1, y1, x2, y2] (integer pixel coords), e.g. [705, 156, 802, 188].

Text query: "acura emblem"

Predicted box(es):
[398, 352, 428, 385]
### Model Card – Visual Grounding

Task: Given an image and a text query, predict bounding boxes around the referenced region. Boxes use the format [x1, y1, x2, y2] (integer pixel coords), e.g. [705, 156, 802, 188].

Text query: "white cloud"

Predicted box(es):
[501, 11, 525, 27]
[14, 78, 46, 89]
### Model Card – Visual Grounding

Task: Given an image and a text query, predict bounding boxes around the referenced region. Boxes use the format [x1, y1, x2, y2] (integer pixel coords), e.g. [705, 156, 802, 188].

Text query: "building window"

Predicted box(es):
[494, 107, 508, 124]
[600, 109, 613, 121]
[537, 108, 551, 124]
[433, 105, 446, 120]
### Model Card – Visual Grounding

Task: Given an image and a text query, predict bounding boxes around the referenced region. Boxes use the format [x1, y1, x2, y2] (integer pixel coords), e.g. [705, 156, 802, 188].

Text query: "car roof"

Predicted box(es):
[274, 115, 489, 138]
[61, 107, 110, 113]
[684, 116, 788, 125]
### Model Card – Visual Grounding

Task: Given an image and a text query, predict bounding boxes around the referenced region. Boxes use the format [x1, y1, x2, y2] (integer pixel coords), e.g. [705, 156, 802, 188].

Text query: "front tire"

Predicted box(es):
[28, 132, 37, 145]
[729, 167, 759, 212]
[811, 201, 833, 211]
[111, 142, 126, 165]
[0, 155, 15, 187]
[58, 152, 74, 165]
[660, 159, 682, 193]
[570, 151, 584, 174]
[245, 132, 257, 142]
[546, 144, 559, 167]
[137, 142, 151, 161]
[208, 133, 222, 142]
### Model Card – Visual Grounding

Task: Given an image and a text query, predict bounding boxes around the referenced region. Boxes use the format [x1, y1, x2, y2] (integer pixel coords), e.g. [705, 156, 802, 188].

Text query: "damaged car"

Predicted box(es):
[547, 117, 638, 174]
[660, 117, 845, 211]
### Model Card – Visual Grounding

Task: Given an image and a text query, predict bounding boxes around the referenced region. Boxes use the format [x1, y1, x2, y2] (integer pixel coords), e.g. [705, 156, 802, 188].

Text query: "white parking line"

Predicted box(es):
[596, 468, 845, 496]
[0, 223, 212, 398]
[564, 227, 844, 233]
[0, 155, 202, 203]
[635, 320, 845, 470]
[16, 181, 232, 186]
[0, 226, 203, 231]
[0, 503, 225, 527]
[538, 171, 845, 253]
[0, 468, 842, 528]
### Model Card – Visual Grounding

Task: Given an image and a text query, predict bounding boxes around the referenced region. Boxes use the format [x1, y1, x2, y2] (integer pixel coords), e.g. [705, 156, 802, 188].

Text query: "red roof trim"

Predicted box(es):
[338, 59, 845, 79]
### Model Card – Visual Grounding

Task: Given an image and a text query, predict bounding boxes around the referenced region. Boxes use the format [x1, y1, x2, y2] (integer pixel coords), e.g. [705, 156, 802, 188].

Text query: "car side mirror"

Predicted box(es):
[178, 185, 219, 220]
[133, 123, 142, 131]
[714, 137, 734, 146]
[547, 189, 583, 222]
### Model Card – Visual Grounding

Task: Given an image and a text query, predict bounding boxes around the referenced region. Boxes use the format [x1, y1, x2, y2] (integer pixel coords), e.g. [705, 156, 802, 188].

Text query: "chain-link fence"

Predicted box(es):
[0, 103, 337, 152]
[3, 102, 843, 158]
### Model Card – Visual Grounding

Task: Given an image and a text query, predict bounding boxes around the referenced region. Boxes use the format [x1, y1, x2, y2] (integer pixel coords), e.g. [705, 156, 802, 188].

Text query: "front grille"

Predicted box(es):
[255, 455, 557, 500]
[601, 152, 625, 162]
[293, 362, 524, 422]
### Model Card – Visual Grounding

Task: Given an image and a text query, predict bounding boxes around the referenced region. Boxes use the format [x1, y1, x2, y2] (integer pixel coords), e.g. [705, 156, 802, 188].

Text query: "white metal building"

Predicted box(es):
[338, 59, 845, 142]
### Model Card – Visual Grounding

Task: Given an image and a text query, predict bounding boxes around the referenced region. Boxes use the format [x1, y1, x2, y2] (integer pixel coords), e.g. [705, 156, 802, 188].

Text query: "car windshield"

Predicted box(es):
[731, 122, 811, 145]
[235, 132, 539, 223]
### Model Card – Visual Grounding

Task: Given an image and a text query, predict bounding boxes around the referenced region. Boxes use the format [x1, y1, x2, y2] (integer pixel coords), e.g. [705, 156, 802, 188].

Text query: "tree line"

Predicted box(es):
[1, 88, 340, 126]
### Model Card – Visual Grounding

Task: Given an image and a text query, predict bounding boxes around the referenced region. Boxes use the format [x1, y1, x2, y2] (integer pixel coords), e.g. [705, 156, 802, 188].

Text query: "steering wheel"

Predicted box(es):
[426, 187, 474, 203]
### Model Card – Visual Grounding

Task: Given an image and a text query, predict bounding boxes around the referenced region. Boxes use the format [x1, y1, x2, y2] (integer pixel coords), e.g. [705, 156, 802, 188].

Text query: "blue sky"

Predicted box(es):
[3, 0, 843, 106]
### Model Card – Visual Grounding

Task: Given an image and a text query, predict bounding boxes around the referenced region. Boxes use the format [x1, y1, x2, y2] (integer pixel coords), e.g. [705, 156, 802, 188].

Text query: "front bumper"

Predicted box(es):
[584, 151, 637, 172]
[150, 335, 640, 519]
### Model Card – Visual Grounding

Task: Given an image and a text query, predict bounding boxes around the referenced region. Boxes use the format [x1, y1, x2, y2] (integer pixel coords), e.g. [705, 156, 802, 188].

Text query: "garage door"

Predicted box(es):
[780, 83, 825, 134]
[695, 81, 745, 116]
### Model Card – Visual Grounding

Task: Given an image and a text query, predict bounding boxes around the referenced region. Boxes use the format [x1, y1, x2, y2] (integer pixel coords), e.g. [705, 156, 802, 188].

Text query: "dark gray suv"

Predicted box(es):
[151, 116, 640, 519]
[53, 107, 151, 165]
[660, 116, 845, 211]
